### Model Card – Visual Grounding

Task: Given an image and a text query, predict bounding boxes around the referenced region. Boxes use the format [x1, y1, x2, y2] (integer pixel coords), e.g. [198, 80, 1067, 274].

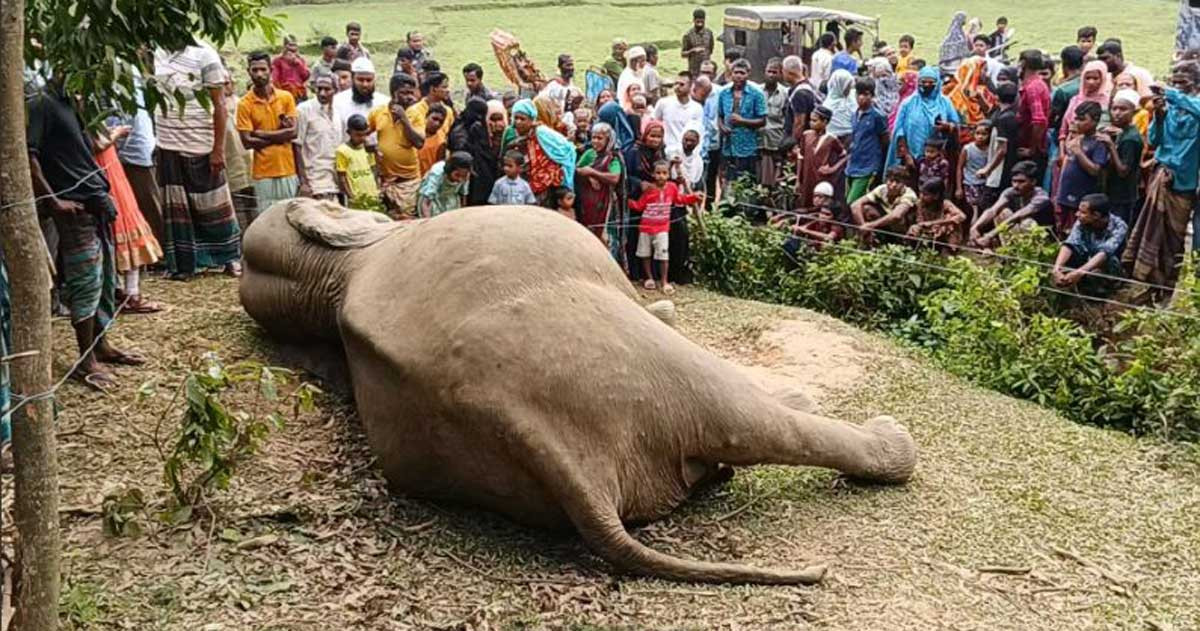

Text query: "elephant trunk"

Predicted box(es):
[238, 200, 363, 343]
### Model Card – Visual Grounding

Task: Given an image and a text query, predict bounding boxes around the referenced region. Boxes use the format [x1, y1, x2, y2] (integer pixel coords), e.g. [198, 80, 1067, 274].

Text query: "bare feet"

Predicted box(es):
[662, 282, 675, 295]
[643, 279, 657, 290]
[94, 338, 147, 366]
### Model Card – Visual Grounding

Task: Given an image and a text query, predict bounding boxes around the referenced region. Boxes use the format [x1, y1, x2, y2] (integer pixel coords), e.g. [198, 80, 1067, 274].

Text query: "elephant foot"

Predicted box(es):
[859, 415, 918, 485]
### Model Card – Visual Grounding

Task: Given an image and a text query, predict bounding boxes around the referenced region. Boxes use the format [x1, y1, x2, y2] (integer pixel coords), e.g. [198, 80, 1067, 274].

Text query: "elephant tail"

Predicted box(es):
[567, 490, 828, 585]
[535, 433, 827, 585]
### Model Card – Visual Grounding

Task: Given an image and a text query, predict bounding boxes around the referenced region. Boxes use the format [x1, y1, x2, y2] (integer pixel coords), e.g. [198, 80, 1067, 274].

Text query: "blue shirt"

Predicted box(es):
[717, 84, 767, 159]
[702, 86, 724, 159]
[1151, 89, 1200, 193]
[488, 175, 536, 205]
[846, 107, 887, 177]
[109, 71, 155, 167]
[1057, 135, 1109, 208]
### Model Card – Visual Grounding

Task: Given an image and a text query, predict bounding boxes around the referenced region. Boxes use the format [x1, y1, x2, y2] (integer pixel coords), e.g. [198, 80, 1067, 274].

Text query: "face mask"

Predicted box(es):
[920, 84, 935, 96]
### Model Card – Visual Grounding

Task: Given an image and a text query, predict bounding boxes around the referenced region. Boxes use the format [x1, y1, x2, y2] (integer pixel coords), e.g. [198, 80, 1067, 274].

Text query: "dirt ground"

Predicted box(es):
[4, 274, 1199, 630]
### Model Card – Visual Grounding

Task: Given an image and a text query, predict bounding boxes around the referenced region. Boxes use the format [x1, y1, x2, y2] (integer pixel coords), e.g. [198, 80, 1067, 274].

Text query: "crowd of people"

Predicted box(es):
[4, 9, 1200, 402]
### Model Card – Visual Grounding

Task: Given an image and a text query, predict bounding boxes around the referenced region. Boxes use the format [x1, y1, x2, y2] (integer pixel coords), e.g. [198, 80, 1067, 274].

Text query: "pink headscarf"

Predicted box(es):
[889, 71, 919, 131]
[1059, 60, 1113, 140]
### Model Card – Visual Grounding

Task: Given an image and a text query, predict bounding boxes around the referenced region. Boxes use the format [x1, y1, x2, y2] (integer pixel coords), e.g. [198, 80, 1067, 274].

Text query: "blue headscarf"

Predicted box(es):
[596, 101, 636, 152]
[512, 98, 577, 192]
[885, 66, 960, 168]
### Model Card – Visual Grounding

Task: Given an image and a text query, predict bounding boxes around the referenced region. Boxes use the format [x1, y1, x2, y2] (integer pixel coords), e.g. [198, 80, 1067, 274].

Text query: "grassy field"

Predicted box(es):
[32, 275, 1200, 629]
[235, 0, 1180, 90]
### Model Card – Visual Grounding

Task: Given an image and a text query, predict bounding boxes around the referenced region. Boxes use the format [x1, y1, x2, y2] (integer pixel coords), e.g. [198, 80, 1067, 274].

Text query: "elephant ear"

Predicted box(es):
[285, 198, 405, 249]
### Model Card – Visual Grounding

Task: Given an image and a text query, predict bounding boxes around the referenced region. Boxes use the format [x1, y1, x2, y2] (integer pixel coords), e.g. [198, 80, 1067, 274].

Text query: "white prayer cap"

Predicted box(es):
[351, 57, 376, 75]
[1113, 89, 1141, 107]
[625, 46, 646, 61]
[813, 182, 835, 197]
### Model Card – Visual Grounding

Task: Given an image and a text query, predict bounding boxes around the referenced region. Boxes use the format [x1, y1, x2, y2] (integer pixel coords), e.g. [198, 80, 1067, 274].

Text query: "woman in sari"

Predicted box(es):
[576, 122, 625, 255]
[504, 99, 578, 204]
[938, 11, 972, 73]
[886, 67, 961, 171]
[945, 57, 996, 142]
[596, 102, 637, 263]
[868, 58, 902, 123]
[821, 69, 857, 143]
[449, 97, 500, 206]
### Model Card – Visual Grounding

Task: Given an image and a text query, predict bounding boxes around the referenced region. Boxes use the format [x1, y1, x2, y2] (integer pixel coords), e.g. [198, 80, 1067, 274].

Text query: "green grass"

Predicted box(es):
[235, 0, 1179, 90]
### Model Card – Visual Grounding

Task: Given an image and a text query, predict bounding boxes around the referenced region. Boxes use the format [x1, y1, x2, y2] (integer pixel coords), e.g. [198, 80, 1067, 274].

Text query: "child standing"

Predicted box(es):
[489, 151, 538, 205]
[335, 114, 381, 211]
[1055, 101, 1109, 236]
[917, 140, 950, 192]
[796, 106, 846, 209]
[550, 186, 577, 222]
[956, 122, 991, 222]
[628, 160, 703, 294]
[845, 78, 889, 204]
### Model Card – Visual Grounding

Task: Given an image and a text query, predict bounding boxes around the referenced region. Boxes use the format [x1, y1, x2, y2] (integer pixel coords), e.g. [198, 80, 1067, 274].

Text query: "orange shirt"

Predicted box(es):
[418, 135, 445, 176]
[235, 88, 298, 180]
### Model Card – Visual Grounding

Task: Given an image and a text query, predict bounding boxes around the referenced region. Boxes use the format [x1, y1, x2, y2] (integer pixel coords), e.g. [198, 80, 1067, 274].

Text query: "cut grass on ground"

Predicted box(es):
[10, 275, 1198, 629]
[236, 0, 1178, 92]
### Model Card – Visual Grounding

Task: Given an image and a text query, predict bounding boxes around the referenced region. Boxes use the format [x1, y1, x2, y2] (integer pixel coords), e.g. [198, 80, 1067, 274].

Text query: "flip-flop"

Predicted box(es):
[75, 370, 116, 392]
[643, 280, 657, 290]
[662, 284, 676, 296]
[123, 297, 164, 314]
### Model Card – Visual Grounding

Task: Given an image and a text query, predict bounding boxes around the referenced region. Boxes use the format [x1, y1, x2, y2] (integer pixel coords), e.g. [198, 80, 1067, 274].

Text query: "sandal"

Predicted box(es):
[74, 369, 117, 392]
[643, 279, 657, 290]
[662, 283, 676, 296]
[123, 296, 164, 315]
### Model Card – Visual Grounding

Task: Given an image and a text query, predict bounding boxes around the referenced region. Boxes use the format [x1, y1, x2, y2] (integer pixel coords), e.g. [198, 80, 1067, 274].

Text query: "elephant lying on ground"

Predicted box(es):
[239, 200, 918, 585]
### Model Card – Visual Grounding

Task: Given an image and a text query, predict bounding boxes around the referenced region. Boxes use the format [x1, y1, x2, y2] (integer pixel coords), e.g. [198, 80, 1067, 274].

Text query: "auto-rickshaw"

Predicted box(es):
[721, 5, 881, 81]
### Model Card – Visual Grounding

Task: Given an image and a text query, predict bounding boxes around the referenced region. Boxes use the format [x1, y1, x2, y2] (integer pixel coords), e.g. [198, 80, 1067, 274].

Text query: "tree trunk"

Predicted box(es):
[0, 0, 62, 628]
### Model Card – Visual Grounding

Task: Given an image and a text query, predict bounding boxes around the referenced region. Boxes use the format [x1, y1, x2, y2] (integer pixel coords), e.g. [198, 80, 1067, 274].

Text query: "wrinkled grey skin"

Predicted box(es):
[239, 200, 918, 585]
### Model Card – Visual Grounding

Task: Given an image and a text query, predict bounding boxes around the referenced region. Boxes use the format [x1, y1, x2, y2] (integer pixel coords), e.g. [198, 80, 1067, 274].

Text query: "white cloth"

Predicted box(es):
[294, 99, 341, 195]
[537, 78, 573, 113]
[975, 55, 1006, 85]
[332, 89, 388, 144]
[667, 146, 704, 187]
[1123, 63, 1156, 97]
[810, 48, 834, 91]
[617, 67, 645, 108]
[652, 96, 705, 153]
[153, 44, 226, 156]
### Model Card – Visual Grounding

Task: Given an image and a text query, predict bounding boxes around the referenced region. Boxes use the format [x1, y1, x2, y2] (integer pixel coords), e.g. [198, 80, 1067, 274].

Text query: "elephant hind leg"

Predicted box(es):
[711, 400, 918, 485]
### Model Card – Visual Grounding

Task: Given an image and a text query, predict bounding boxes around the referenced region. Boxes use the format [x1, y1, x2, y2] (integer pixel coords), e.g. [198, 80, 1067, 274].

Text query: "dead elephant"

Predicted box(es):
[239, 200, 918, 585]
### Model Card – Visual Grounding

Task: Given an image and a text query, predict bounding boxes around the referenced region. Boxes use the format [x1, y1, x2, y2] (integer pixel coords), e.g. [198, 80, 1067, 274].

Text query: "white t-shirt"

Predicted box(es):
[537, 78, 573, 114]
[810, 48, 834, 91]
[652, 96, 705, 153]
[154, 44, 226, 156]
[332, 89, 389, 144]
[617, 67, 645, 108]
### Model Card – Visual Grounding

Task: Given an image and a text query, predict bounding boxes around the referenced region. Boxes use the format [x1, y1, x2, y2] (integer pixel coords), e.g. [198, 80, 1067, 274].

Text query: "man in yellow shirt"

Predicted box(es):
[368, 72, 426, 219]
[236, 51, 299, 214]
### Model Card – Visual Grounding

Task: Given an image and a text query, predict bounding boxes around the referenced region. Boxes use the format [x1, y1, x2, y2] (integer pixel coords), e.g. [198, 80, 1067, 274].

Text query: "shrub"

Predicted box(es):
[690, 213, 1200, 441]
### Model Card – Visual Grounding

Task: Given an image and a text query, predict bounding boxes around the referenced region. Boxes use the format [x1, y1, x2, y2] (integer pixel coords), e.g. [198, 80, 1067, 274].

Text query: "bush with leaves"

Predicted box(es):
[690, 213, 1200, 441]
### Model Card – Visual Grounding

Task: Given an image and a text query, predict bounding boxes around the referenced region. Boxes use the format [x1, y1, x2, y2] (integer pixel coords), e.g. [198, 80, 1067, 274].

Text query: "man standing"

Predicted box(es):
[111, 67, 165, 247]
[271, 35, 311, 102]
[1097, 40, 1155, 96]
[1051, 46, 1085, 136]
[618, 46, 647, 108]
[154, 43, 242, 280]
[27, 75, 145, 388]
[337, 22, 370, 61]
[539, 54, 576, 113]
[1122, 61, 1200, 296]
[462, 63, 497, 101]
[603, 39, 628, 85]
[989, 17, 1011, 60]
[969, 35, 1005, 85]
[759, 58, 789, 185]
[333, 57, 389, 145]
[237, 51, 300, 212]
[1077, 26, 1098, 57]
[781, 55, 815, 138]
[294, 74, 342, 201]
[681, 9, 715, 78]
[1017, 50, 1051, 169]
[717, 59, 767, 184]
[313, 36, 339, 79]
[653, 70, 704, 152]
[406, 31, 434, 67]
[643, 45, 663, 103]
[810, 33, 836, 90]
[369, 72, 426, 219]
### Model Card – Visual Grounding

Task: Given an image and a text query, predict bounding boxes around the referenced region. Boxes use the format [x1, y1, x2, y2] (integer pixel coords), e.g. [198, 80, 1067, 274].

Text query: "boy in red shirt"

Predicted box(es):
[628, 160, 704, 294]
